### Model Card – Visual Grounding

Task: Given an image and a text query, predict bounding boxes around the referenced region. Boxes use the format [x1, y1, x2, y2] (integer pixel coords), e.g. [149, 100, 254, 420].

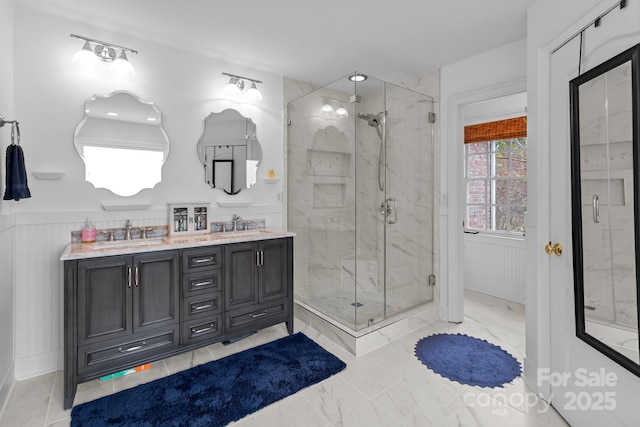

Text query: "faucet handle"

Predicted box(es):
[101, 230, 115, 241]
[126, 220, 133, 228]
[139, 227, 153, 239]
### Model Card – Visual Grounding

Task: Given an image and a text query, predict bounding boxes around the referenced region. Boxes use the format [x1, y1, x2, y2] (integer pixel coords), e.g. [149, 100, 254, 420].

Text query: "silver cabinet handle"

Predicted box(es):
[193, 256, 214, 264]
[256, 250, 260, 267]
[593, 195, 600, 223]
[191, 280, 213, 288]
[118, 341, 146, 353]
[260, 250, 264, 266]
[191, 324, 215, 334]
[250, 311, 268, 318]
[127, 266, 132, 288]
[134, 264, 139, 287]
[191, 301, 214, 311]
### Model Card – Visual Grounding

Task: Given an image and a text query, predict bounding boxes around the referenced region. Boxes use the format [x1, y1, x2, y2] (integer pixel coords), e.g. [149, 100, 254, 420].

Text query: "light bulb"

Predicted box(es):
[321, 103, 333, 115]
[223, 77, 242, 97]
[245, 82, 263, 101]
[335, 107, 349, 118]
[109, 51, 136, 76]
[72, 41, 99, 68]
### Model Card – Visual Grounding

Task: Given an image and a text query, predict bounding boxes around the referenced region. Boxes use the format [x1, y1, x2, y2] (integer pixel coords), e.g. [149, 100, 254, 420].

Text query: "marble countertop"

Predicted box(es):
[60, 228, 296, 260]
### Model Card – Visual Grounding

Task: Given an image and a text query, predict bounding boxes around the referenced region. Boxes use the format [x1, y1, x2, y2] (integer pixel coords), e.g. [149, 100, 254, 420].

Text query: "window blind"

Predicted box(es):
[464, 116, 527, 144]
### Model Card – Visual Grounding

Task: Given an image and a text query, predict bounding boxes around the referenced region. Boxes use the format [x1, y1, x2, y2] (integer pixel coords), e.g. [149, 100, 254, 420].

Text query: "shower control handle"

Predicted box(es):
[380, 197, 398, 224]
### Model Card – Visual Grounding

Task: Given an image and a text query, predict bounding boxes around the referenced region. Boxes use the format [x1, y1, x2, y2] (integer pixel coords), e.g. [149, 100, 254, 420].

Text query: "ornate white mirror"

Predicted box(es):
[74, 91, 170, 197]
[197, 109, 262, 194]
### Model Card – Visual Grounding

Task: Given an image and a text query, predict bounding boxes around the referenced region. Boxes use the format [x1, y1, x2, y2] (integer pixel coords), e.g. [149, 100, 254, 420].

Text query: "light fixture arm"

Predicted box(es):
[70, 34, 138, 55]
[222, 72, 262, 85]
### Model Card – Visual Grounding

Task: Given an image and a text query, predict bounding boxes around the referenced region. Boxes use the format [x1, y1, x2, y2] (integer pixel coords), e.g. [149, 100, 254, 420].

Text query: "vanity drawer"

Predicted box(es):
[182, 270, 222, 296]
[225, 300, 288, 336]
[181, 315, 222, 346]
[182, 247, 222, 272]
[182, 292, 222, 319]
[78, 325, 179, 376]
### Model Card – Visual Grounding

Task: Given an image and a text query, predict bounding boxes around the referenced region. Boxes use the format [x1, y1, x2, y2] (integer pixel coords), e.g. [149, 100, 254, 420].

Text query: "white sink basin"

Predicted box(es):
[91, 238, 166, 250]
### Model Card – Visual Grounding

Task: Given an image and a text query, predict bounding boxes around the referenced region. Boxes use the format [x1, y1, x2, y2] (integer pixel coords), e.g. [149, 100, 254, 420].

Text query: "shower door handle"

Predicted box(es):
[380, 197, 398, 224]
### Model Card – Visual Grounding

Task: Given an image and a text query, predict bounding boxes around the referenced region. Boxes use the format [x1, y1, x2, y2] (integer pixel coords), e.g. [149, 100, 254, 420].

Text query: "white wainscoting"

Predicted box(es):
[463, 233, 525, 303]
[0, 215, 16, 409]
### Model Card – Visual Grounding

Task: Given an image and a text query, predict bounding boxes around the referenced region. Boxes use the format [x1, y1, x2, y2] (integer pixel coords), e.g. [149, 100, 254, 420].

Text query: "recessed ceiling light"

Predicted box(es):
[348, 73, 367, 82]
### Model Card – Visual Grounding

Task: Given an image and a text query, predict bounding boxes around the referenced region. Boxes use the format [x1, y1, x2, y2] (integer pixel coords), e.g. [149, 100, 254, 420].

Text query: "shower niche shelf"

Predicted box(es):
[307, 149, 351, 177]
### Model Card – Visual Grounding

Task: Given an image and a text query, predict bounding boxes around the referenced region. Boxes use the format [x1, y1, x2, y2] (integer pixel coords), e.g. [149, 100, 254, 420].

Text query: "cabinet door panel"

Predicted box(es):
[225, 242, 258, 310]
[259, 239, 288, 302]
[78, 256, 131, 345]
[134, 251, 179, 332]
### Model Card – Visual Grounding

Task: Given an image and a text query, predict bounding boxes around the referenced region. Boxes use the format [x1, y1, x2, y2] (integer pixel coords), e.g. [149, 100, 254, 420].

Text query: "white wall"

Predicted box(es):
[9, 4, 285, 379]
[0, 0, 16, 411]
[439, 39, 527, 321]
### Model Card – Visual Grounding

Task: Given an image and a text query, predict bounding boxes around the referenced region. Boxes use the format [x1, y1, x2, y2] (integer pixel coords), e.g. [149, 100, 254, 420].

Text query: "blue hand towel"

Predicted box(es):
[3, 143, 31, 201]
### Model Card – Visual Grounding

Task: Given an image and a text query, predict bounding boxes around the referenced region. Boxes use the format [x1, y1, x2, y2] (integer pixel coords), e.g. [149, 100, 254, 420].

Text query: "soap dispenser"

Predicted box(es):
[81, 218, 96, 243]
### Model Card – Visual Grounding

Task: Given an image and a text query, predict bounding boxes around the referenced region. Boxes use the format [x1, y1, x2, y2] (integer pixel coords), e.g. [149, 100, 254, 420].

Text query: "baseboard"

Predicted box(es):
[15, 349, 61, 380]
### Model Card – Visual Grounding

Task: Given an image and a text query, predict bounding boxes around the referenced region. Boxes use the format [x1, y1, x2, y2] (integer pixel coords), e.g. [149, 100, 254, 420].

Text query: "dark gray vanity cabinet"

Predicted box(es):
[63, 235, 293, 410]
[224, 238, 293, 336]
[180, 246, 224, 346]
[64, 250, 180, 409]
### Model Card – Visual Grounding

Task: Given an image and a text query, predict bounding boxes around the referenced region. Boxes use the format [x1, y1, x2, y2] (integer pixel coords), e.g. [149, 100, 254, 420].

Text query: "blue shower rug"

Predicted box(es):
[71, 333, 346, 426]
[415, 333, 521, 388]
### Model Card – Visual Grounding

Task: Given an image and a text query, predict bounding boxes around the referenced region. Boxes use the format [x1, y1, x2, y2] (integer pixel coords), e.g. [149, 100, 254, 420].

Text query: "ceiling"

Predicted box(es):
[20, 0, 536, 85]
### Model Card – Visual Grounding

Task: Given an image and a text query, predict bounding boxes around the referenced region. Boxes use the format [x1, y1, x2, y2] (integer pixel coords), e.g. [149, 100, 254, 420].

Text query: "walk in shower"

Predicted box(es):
[287, 73, 436, 336]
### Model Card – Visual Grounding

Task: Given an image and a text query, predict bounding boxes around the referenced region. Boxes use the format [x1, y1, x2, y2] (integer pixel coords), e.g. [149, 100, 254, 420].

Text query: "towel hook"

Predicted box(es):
[0, 115, 20, 145]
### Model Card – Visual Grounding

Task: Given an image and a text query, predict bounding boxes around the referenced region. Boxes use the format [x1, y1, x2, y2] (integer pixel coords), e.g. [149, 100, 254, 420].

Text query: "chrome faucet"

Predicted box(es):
[125, 220, 133, 240]
[232, 214, 242, 231]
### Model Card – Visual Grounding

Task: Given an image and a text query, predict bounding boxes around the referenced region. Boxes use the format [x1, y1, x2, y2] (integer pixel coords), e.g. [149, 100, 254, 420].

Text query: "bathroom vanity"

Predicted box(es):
[60, 229, 294, 409]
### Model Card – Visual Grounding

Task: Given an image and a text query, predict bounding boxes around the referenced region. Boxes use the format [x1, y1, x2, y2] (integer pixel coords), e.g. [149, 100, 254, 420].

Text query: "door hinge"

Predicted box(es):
[428, 112, 436, 124]
[428, 274, 436, 286]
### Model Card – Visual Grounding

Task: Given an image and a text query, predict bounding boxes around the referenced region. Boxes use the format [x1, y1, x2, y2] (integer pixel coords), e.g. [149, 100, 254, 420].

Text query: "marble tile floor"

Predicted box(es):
[0, 290, 569, 427]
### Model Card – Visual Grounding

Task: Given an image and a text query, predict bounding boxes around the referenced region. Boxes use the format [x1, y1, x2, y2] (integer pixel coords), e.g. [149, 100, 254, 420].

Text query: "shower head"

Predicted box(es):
[358, 112, 381, 127]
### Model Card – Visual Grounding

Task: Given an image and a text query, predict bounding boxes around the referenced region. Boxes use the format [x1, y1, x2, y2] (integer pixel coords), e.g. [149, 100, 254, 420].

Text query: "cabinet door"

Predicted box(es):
[225, 242, 259, 310]
[133, 251, 180, 332]
[78, 255, 132, 345]
[259, 239, 289, 302]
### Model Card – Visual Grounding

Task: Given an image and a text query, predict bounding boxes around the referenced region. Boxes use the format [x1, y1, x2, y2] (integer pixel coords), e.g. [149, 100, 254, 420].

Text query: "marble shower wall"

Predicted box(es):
[286, 74, 437, 329]
[579, 60, 637, 329]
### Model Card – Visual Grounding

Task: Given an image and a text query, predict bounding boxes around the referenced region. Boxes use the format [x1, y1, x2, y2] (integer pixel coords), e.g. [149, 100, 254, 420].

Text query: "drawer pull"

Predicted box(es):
[192, 256, 214, 264]
[118, 341, 146, 353]
[191, 280, 213, 288]
[250, 311, 268, 318]
[192, 302, 214, 311]
[191, 324, 215, 334]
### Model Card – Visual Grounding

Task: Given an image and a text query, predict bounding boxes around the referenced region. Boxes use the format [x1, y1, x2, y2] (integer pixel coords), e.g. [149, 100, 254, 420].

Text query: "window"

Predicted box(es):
[464, 117, 527, 236]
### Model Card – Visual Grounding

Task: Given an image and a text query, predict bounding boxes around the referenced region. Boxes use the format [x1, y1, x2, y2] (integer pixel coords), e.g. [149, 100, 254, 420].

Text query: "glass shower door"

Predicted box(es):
[382, 83, 435, 320]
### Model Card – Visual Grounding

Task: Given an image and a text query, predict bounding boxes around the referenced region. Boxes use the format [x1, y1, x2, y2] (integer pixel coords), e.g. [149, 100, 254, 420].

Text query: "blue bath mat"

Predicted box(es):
[415, 333, 521, 388]
[71, 333, 346, 426]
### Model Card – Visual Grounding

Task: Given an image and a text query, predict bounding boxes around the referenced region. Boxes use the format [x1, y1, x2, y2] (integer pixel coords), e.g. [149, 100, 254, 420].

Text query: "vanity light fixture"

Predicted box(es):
[222, 72, 263, 101]
[70, 34, 138, 76]
[320, 97, 349, 118]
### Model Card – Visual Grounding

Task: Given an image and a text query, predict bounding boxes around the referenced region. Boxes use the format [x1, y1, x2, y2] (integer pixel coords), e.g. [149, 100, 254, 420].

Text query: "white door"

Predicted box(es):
[548, 3, 640, 426]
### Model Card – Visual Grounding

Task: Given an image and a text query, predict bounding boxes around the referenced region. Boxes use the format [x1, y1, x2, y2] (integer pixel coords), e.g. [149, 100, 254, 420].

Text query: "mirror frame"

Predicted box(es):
[570, 43, 640, 377]
[196, 109, 262, 195]
[74, 90, 170, 197]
